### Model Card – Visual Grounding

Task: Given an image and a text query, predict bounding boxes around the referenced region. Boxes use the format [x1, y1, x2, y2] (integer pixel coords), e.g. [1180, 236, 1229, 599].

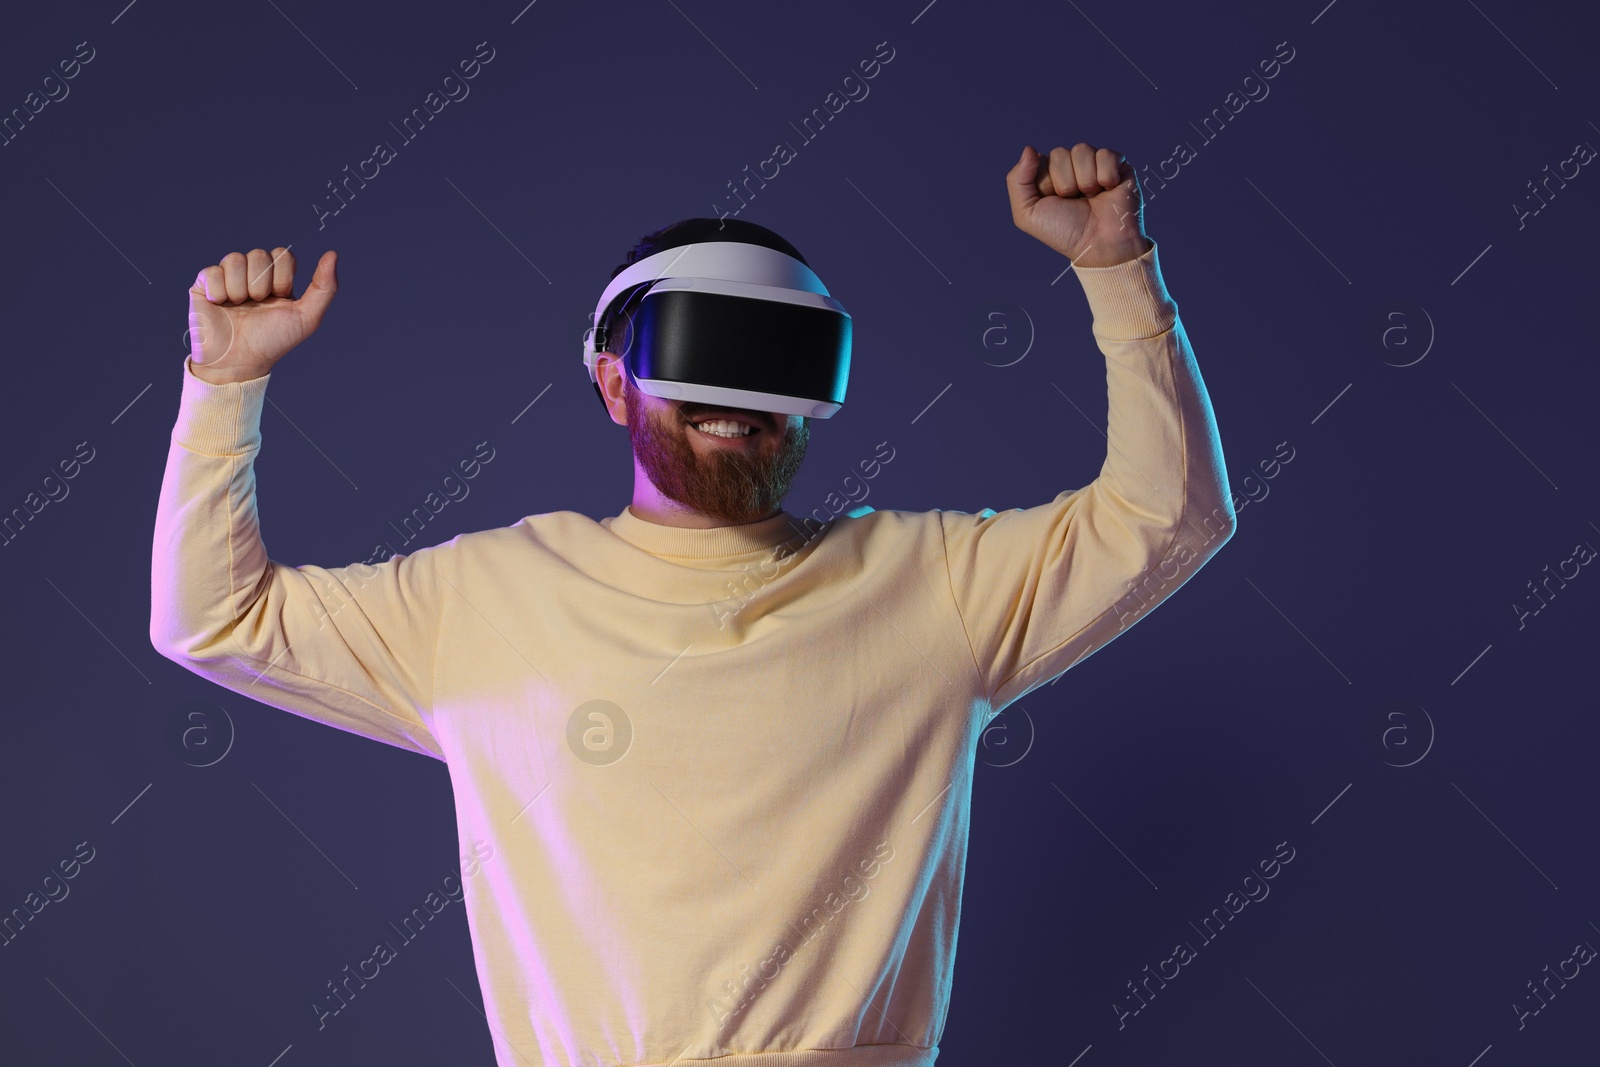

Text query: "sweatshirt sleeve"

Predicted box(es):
[149, 358, 446, 760]
[938, 239, 1236, 713]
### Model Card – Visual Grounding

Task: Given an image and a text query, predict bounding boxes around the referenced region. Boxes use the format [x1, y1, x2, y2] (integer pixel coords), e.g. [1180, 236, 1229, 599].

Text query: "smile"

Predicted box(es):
[691, 419, 760, 441]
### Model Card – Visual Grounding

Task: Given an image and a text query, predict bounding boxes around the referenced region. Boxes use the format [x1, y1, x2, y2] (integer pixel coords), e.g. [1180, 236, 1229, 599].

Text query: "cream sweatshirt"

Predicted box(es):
[150, 239, 1235, 1067]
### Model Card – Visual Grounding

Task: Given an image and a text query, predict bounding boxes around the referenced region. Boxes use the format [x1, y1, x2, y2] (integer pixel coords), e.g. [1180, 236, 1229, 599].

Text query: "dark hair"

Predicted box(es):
[596, 217, 808, 360]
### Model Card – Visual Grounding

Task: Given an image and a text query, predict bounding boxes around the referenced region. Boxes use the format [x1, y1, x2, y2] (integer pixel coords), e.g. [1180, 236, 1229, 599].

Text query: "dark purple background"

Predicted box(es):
[2, 1, 1596, 1064]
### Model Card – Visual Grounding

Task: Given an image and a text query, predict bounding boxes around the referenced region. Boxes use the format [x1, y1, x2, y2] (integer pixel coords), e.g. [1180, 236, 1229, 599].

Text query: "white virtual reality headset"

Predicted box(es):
[582, 239, 852, 419]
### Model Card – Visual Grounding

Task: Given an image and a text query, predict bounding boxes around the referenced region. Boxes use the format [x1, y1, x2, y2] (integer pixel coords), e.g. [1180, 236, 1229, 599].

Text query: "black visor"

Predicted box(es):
[623, 289, 851, 416]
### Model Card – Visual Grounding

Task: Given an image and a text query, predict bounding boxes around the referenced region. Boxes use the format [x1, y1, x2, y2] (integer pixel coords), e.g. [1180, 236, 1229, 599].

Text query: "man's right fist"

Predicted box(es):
[187, 248, 338, 384]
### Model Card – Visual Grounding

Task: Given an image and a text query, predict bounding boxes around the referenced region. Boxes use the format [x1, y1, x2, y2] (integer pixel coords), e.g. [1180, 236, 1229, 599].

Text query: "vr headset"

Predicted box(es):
[582, 240, 852, 419]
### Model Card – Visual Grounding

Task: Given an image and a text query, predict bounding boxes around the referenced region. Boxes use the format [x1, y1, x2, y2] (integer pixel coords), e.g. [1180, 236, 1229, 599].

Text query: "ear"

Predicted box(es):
[594, 354, 629, 427]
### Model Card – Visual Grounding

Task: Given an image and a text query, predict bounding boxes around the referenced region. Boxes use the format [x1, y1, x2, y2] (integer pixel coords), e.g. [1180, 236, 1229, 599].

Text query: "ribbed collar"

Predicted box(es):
[602, 505, 806, 560]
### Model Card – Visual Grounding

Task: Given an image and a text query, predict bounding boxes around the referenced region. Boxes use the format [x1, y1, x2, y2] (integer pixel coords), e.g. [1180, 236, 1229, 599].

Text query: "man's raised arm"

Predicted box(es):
[940, 143, 1237, 712]
[149, 248, 446, 759]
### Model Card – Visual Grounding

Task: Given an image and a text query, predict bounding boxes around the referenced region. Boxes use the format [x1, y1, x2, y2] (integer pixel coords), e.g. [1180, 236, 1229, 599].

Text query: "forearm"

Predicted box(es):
[148, 358, 445, 756]
[149, 359, 277, 663]
[1071, 239, 1236, 559]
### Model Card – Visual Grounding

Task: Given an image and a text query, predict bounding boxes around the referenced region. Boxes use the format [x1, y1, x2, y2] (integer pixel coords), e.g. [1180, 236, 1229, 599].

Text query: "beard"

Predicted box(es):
[624, 375, 810, 525]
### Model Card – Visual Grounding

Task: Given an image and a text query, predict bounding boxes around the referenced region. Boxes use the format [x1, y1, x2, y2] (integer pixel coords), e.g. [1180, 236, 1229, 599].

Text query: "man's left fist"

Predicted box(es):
[1006, 142, 1151, 267]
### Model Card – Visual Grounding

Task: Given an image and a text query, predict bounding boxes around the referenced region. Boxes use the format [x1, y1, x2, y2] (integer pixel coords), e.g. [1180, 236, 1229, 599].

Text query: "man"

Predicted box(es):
[151, 141, 1235, 1067]
[593, 216, 818, 530]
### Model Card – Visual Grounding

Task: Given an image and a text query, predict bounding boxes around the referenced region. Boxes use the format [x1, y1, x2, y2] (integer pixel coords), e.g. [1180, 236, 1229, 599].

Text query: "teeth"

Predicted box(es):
[694, 419, 754, 437]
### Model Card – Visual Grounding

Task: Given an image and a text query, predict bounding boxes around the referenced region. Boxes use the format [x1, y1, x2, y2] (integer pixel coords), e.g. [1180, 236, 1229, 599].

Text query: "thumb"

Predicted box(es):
[295, 250, 339, 330]
[1006, 145, 1043, 222]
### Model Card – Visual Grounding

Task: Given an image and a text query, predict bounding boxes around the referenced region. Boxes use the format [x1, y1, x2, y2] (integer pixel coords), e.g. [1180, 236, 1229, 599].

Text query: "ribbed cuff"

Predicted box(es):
[1071, 238, 1177, 340]
[172, 357, 271, 456]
